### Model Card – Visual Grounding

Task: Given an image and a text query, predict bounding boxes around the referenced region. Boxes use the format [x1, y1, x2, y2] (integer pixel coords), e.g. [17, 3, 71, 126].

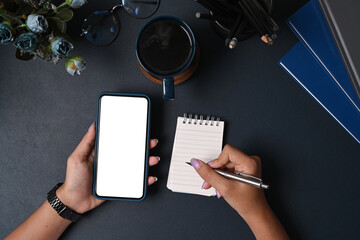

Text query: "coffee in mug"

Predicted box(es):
[136, 16, 199, 100]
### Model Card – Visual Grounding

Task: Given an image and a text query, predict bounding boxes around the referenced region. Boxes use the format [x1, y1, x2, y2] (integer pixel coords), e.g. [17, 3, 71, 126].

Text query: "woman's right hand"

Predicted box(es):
[191, 144, 289, 240]
[191, 144, 267, 217]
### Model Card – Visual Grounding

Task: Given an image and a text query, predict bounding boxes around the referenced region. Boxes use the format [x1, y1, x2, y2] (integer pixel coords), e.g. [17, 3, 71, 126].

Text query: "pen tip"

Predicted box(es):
[186, 162, 192, 166]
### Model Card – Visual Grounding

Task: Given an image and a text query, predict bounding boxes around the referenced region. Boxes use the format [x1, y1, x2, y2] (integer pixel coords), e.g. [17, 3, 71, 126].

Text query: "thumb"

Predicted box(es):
[191, 158, 230, 195]
[71, 123, 96, 159]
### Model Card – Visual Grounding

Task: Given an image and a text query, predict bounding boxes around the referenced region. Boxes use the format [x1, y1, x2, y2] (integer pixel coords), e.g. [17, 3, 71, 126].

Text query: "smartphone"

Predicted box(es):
[93, 92, 150, 201]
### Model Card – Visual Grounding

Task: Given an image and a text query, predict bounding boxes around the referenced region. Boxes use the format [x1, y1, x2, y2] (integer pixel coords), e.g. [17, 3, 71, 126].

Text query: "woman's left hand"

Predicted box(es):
[56, 123, 160, 214]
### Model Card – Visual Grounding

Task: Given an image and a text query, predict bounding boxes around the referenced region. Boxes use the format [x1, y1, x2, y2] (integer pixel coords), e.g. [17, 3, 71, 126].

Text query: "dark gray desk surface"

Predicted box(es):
[1, 0, 360, 239]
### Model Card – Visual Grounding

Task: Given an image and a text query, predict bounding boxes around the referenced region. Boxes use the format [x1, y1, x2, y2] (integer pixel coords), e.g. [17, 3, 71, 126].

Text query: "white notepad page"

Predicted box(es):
[167, 116, 225, 196]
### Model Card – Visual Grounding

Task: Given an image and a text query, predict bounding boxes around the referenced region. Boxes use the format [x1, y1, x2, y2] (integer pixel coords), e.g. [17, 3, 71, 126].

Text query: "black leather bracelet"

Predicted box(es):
[47, 183, 82, 222]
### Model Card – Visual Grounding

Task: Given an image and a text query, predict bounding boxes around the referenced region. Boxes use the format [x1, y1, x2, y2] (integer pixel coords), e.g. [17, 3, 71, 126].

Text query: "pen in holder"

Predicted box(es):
[195, 0, 276, 49]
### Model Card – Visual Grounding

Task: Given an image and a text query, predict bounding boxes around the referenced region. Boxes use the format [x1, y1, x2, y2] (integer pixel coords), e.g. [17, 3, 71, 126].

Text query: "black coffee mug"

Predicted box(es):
[135, 16, 197, 100]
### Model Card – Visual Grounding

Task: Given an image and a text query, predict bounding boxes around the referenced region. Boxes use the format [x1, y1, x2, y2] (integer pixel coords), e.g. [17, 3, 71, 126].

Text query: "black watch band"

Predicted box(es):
[47, 183, 82, 222]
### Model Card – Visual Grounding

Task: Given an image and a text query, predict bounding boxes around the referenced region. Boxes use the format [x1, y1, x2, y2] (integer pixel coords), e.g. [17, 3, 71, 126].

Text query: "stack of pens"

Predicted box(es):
[195, 0, 278, 49]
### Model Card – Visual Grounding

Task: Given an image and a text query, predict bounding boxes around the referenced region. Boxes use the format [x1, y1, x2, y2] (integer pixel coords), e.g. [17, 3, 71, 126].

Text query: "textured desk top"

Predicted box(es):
[1, 0, 360, 239]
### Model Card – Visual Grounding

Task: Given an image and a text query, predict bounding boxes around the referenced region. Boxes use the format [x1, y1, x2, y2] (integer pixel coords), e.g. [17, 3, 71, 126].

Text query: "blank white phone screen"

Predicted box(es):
[96, 95, 149, 199]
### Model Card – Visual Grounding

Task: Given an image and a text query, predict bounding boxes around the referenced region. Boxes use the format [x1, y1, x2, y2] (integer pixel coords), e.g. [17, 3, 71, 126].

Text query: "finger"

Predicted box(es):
[147, 176, 158, 186]
[216, 190, 222, 199]
[150, 139, 159, 149]
[207, 144, 233, 169]
[209, 159, 235, 170]
[71, 123, 96, 160]
[225, 162, 236, 169]
[233, 155, 261, 177]
[250, 155, 262, 165]
[198, 184, 223, 198]
[149, 156, 160, 166]
[209, 144, 251, 168]
[202, 181, 212, 190]
[212, 145, 258, 175]
[191, 158, 230, 194]
[88, 148, 95, 164]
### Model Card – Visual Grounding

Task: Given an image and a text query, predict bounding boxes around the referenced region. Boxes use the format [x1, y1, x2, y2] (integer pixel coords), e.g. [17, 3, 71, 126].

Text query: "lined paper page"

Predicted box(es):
[167, 116, 224, 196]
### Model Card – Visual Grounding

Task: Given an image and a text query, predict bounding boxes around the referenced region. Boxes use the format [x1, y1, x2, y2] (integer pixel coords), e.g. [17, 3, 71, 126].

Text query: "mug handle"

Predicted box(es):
[162, 77, 175, 100]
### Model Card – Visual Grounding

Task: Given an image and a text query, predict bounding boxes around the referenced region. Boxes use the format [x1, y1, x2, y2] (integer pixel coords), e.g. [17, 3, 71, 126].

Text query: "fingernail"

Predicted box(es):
[154, 177, 158, 182]
[201, 181, 205, 189]
[156, 156, 160, 162]
[216, 190, 221, 199]
[207, 160, 214, 165]
[190, 158, 200, 170]
[154, 139, 159, 144]
[88, 122, 95, 132]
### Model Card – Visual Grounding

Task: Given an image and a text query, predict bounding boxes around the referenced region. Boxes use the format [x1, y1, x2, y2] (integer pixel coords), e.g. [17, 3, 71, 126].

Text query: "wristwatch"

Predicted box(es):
[47, 183, 82, 222]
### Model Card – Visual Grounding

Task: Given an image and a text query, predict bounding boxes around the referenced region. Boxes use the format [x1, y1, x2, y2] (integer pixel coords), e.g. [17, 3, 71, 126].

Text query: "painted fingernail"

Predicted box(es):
[190, 158, 200, 170]
[216, 190, 221, 199]
[154, 177, 158, 182]
[88, 122, 95, 132]
[207, 160, 214, 165]
[156, 156, 160, 162]
[201, 181, 206, 189]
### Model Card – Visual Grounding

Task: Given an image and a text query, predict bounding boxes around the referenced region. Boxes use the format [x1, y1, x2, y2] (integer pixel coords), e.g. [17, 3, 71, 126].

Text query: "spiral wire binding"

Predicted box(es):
[183, 113, 187, 123]
[210, 116, 215, 126]
[205, 116, 210, 125]
[182, 113, 221, 126]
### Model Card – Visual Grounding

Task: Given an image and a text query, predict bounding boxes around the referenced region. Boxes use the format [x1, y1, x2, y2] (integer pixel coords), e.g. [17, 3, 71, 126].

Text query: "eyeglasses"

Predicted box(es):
[81, 0, 160, 46]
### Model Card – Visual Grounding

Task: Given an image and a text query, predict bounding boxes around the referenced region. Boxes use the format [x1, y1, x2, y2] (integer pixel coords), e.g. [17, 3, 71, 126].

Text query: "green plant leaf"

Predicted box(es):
[16, 49, 34, 61]
[44, 44, 52, 53]
[36, 8, 49, 15]
[55, 8, 73, 22]
[56, 4, 70, 12]
[47, 17, 66, 35]
[14, 0, 26, 5]
[15, 4, 35, 15]
[0, 8, 24, 26]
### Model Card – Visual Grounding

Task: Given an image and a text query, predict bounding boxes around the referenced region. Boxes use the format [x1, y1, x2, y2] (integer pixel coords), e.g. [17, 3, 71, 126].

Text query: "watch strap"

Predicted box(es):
[47, 183, 82, 222]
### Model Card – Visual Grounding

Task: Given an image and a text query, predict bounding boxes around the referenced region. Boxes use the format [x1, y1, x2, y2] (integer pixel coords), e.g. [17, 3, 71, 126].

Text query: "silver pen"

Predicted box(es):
[186, 162, 269, 189]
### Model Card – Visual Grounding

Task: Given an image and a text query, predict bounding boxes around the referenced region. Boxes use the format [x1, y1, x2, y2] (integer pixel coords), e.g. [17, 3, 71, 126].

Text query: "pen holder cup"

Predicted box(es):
[210, 0, 273, 41]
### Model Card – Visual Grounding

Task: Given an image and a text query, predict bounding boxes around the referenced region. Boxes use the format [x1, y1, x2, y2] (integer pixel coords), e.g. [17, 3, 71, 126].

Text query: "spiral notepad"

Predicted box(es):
[167, 114, 225, 196]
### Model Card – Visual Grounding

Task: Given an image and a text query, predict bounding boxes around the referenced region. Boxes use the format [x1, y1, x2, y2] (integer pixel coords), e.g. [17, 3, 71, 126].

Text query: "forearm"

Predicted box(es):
[244, 203, 289, 240]
[5, 200, 71, 240]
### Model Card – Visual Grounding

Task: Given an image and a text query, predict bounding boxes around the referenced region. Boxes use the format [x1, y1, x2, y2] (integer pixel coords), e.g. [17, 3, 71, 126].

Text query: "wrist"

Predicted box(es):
[235, 191, 269, 219]
[242, 201, 290, 240]
[56, 185, 83, 214]
[242, 200, 272, 223]
[47, 183, 82, 222]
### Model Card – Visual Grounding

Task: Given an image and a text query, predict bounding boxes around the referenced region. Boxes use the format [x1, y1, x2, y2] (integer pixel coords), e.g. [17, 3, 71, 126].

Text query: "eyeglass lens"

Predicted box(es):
[122, 0, 160, 19]
[81, 10, 120, 46]
[81, 0, 160, 46]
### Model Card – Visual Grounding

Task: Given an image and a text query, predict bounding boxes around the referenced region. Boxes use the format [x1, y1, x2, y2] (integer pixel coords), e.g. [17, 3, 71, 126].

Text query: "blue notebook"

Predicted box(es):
[287, 0, 360, 112]
[279, 43, 360, 144]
